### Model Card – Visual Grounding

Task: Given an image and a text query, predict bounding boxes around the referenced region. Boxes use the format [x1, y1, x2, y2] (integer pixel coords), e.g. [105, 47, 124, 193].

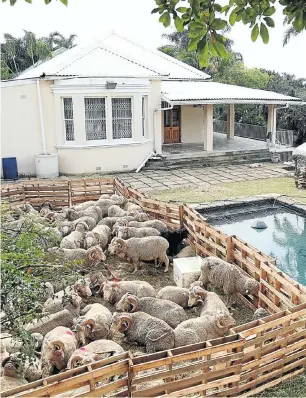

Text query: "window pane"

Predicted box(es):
[112, 98, 132, 139]
[84, 98, 106, 140]
[164, 110, 171, 127]
[63, 98, 74, 141]
[172, 108, 180, 127]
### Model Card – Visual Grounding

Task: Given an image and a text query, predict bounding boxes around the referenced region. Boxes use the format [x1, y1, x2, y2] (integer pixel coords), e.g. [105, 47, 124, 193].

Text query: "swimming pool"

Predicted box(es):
[197, 199, 306, 285]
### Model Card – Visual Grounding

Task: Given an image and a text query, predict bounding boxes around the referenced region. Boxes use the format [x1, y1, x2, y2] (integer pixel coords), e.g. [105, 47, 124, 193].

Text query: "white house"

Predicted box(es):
[1, 32, 302, 176]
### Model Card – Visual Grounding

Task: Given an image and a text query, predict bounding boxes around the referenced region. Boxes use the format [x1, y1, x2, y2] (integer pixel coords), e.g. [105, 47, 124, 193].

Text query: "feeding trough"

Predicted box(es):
[251, 220, 268, 229]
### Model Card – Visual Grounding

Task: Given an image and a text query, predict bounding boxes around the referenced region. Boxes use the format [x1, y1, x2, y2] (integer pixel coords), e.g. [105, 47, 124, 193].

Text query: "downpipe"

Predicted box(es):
[36, 79, 47, 154]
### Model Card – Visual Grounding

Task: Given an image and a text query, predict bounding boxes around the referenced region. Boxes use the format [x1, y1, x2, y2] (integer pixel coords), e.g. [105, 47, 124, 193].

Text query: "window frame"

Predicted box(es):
[62, 97, 75, 142]
[111, 96, 134, 141]
[142, 96, 148, 138]
[84, 96, 108, 143]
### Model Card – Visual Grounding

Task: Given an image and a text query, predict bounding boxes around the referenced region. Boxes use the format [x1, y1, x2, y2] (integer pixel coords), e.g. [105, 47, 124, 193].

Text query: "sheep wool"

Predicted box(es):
[103, 280, 156, 304]
[157, 286, 190, 308]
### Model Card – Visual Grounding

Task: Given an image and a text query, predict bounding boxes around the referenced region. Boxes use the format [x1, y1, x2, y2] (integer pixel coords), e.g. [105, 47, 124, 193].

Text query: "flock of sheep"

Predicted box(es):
[1, 193, 266, 393]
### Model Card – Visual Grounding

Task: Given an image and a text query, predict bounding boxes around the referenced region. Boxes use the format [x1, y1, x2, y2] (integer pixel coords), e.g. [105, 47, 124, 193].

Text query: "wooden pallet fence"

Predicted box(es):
[22, 180, 70, 209]
[1, 183, 25, 206]
[2, 353, 130, 398]
[70, 178, 115, 205]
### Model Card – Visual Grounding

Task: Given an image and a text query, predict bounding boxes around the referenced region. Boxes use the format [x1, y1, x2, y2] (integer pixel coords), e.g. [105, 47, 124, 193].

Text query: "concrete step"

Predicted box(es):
[144, 150, 271, 171]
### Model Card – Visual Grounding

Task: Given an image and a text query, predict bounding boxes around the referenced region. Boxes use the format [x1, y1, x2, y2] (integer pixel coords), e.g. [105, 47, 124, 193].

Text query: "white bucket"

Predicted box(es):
[35, 153, 59, 178]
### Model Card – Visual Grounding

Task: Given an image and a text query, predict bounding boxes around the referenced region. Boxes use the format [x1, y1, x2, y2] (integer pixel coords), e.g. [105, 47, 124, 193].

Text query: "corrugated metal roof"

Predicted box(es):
[161, 81, 302, 104]
[16, 33, 210, 80]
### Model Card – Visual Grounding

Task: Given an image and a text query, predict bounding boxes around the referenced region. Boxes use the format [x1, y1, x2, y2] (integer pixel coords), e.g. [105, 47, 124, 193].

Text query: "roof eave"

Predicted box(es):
[163, 98, 304, 105]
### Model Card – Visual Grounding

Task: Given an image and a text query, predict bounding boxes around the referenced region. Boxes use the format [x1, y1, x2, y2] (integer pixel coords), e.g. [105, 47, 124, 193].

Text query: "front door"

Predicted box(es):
[164, 106, 180, 143]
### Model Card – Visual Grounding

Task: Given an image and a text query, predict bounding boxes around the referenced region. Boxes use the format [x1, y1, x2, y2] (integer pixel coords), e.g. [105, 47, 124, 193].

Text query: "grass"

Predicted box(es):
[255, 372, 306, 396]
[151, 177, 306, 204]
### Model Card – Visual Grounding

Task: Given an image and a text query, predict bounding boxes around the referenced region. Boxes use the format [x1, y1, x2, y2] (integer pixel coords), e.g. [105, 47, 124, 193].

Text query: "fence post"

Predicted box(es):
[226, 236, 234, 263]
[68, 179, 72, 207]
[179, 204, 184, 228]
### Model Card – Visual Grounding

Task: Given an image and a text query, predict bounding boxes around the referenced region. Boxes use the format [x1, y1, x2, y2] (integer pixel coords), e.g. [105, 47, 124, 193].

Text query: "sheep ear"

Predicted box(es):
[122, 321, 129, 331]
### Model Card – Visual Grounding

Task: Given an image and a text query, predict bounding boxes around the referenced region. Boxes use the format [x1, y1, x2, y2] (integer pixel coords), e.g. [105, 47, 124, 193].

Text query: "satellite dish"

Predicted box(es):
[251, 220, 268, 229]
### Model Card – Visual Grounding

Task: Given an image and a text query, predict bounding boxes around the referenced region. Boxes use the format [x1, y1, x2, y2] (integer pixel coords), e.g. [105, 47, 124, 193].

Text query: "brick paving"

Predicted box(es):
[117, 163, 290, 193]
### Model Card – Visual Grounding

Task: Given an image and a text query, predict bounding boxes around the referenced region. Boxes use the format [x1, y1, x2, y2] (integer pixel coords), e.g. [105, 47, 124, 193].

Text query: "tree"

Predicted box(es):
[152, 0, 306, 66]
[51, 33, 77, 49]
[283, 16, 302, 46]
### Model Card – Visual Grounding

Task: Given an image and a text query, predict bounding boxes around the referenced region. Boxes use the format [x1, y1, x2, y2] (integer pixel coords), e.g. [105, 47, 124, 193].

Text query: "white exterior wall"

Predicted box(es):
[2, 78, 161, 175]
[180, 105, 204, 143]
[1, 80, 56, 175]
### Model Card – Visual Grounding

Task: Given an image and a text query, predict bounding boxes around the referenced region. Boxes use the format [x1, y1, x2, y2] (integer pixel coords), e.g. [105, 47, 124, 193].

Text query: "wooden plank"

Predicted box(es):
[75, 377, 128, 397]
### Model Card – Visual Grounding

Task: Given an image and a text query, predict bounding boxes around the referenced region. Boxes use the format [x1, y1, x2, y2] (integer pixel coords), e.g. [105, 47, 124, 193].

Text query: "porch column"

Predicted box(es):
[203, 104, 213, 151]
[267, 104, 276, 148]
[227, 104, 235, 139]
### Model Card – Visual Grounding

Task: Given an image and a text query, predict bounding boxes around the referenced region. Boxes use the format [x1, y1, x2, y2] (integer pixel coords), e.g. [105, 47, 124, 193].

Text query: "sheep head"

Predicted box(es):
[2, 354, 23, 378]
[62, 292, 82, 309]
[117, 226, 129, 240]
[103, 282, 121, 304]
[116, 293, 139, 312]
[73, 279, 92, 299]
[60, 221, 73, 237]
[136, 212, 149, 222]
[66, 208, 79, 221]
[244, 279, 259, 296]
[89, 271, 107, 289]
[188, 286, 207, 307]
[75, 221, 89, 233]
[86, 246, 106, 264]
[84, 232, 97, 250]
[215, 313, 236, 331]
[50, 340, 65, 367]
[75, 318, 95, 346]
[112, 312, 132, 333]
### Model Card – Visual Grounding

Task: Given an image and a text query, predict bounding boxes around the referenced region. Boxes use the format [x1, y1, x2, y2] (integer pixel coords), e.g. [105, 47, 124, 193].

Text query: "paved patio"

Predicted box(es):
[118, 163, 290, 193]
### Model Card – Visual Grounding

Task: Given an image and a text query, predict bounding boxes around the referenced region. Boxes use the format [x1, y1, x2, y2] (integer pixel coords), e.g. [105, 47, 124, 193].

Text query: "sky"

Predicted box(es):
[0, 0, 305, 78]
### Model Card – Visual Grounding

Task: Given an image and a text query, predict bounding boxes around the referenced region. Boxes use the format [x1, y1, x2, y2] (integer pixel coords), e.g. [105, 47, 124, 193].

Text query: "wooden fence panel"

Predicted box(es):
[70, 178, 114, 205]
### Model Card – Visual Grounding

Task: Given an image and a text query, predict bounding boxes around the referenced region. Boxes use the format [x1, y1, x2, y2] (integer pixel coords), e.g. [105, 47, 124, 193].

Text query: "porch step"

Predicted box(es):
[144, 149, 271, 171]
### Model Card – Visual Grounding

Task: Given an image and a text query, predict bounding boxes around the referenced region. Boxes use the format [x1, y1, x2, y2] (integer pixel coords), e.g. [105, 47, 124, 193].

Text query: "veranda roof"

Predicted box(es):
[161, 81, 303, 105]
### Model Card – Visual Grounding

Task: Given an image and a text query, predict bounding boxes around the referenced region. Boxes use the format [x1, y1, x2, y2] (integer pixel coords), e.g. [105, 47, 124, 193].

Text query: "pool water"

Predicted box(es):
[210, 208, 306, 286]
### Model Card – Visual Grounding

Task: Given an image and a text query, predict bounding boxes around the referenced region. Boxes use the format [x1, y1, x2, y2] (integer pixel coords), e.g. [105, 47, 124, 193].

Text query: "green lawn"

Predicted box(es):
[255, 372, 306, 397]
[151, 177, 306, 204]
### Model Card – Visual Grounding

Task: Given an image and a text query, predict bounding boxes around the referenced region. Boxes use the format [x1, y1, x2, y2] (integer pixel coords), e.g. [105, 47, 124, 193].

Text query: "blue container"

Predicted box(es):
[2, 157, 18, 180]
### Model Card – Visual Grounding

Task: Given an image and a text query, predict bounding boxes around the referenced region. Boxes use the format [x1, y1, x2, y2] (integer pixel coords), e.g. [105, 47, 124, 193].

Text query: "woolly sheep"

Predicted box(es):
[0, 355, 27, 392]
[99, 193, 111, 199]
[73, 201, 96, 212]
[72, 216, 97, 231]
[84, 225, 111, 250]
[128, 220, 168, 233]
[59, 220, 75, 237]
[73, 303, 112, 346]
[41, 326, 78, 377]
[39, 202, 53, 217]
[188, 286, 230, 317]
[96, 197, 126, 217]
[108, 236, 169, 273]
[174, 312, 236, 348]
[48, 246, 105, 266]
[116, 293, 187, 328]
[60, 221, 89, 249]
[100, 213, 149, 232]
[199, 257, 259, 305]
[117, 226, 160, 239]
[43, 291, 83, 316]
[113, 312, 175, 353]
[102, 280, 156, 304]
[108, 205, 130, 218]
[67, 339, 124, 369]
[174, 245, 196, 259]
[253, 307, 270, 320]
[98, 216, 124, 229]
[66, 206, 102, 223]
[156, 286, 190, 308]
[122, 201, 142, 212]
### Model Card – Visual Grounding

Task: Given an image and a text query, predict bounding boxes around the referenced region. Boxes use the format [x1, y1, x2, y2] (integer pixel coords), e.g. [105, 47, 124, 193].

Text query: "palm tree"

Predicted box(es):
[23, 30, 37, 67]
[51, 33, 77, 50]
[283, 16, 301, 46]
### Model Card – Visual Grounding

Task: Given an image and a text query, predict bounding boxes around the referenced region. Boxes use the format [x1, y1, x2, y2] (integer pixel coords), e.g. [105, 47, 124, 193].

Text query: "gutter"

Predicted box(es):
[36, 79, 47, 154]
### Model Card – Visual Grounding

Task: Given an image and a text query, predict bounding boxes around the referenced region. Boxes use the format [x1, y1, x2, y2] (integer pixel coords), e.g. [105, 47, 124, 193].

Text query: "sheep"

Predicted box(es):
[59, 220, 75, 237]
[26, 294, 82, 336]
[128, 220, 168, 233]
[67, 339, 124, 369]
[116, 293, 187, 328]
[122, 201, 142, 212]
[73, 303, 112, 346]
[45, 210, 67, 223]
[156, 286, 190, 308]
[73, 201, 96, 212]
[0, 355, 28, 392]
[96, 197, 126, 217]
[117, 226, 160, 239]
[188, 286, 230, 317]
[199, 257, 260, 305]
[113, 312, 175, 353]
[98, 216, 124, 229]
[86, 245, 107, 265]
[174, 245, 196, 259]
[160, 228, 188, 257]
[72, 216, 96, 231]
[66, 206, 102, 223]
[39, 202, 53, 217]
[108, 236, 169, 273]
[41, 326, 78, 377]
[41, 281, 55, 302]
[108, 205, 130, 218]
[253, 307, 270, 320]
[174, 312, 236, 348]
[84, 225, 111, 250]
[60, 221, 89, 249]
[48, 246, 105, 265]
[102, 280, 156, 304]
[43, 291, 83, 316]
[99, 193, 111, 199]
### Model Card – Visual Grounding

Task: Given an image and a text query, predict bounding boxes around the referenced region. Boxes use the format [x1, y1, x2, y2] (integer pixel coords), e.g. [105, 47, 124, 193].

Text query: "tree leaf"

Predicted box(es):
[176, 7, 188, 13]
[264, 17, 275, 28]
[292, 11, 304, 32]
[229, 10, 237, 26]
[263, 6, 276, 16]
[213, 40, 227, 58]
[159, 12, 171, 27]
[198, 42, 209, 67]
[251, 23, 259, 41]
[151, 7, 160, 14]
[188, 37, 200, 51]
[60, 0, 68, 5]
[260, 22, 269, 44]
[25, 0, 32, 3]
[44, 0, 52, 3]
[210, 18, 227, 30]
[174, 17, 184, 32]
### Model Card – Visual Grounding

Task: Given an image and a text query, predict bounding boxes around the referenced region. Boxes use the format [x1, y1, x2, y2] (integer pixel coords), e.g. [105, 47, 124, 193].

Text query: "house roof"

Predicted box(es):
[161, 81, 302, 105]
[15, 33, 210, 81]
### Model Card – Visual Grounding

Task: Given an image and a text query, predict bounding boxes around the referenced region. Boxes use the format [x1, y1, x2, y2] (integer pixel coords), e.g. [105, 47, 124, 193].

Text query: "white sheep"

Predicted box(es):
[116, 293, 187, 328]
[174, 245, 196, 258]
[60, 221, 89, 249]
[73, 201, 96, 212]
[67, 339, 124, 369]
[66, 206, 102, 223]
[253, 307, 270, 320]
[84, 225, 111, 250]
[117, 226, 160, 239]
[72, 216, 97, 231]
[156, 286, 190, 308]
[102, 280, 156, 304]
[59, 220, 75, 237]
[0, 355, 28, 392]
[174, 312, 236, 348]
[122, 200, 142, 212]
[99, 193, 111, 199]
[128, 219, 168, 233]
[108, 205, 130, 218]
[199, 257, 260, 305]
[96, 197, 126, 217]
[39, 202, 53, 217]
[188, 286, 230, 317]
[108, 236, 169, 273]
[74, 303, 112, 346]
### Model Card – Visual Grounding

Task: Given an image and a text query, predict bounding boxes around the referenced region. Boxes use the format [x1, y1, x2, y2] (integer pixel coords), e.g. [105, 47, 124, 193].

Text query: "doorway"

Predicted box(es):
[164, 106, 180, 143]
